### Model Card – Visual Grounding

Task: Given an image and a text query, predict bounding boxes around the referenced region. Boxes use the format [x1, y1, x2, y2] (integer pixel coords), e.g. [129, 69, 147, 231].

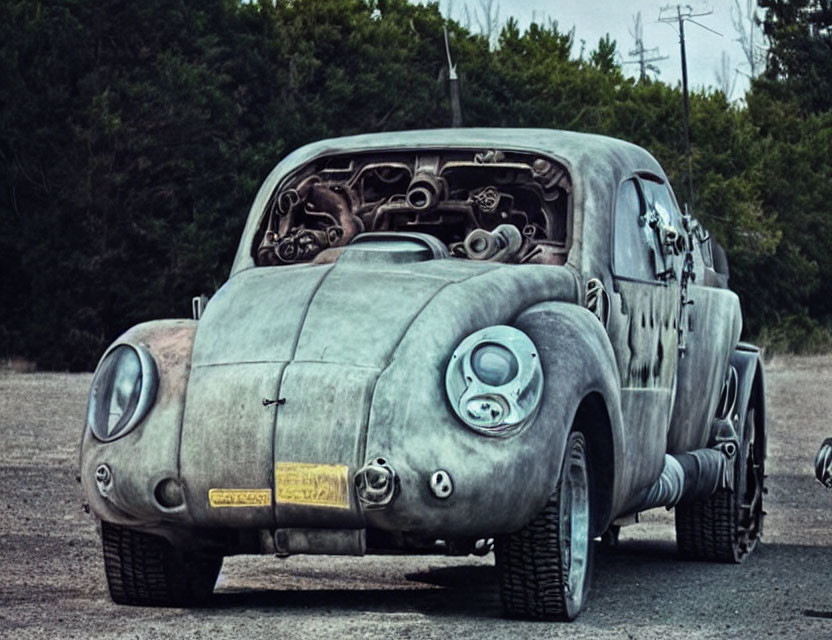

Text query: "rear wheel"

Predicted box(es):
[496, 431, 593, 621]
[101, 521, 222, 606]
[675, 403, 765, 562]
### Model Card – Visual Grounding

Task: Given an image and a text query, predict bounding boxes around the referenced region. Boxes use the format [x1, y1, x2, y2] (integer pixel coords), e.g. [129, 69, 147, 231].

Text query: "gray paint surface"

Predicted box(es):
[80, 128, 753, 554]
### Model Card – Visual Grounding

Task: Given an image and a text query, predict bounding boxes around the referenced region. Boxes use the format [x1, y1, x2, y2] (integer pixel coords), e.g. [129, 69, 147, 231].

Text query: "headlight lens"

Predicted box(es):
[470, 343, 518, 386]
[87, 344, 158, 441]
[445, 326, 543, 436]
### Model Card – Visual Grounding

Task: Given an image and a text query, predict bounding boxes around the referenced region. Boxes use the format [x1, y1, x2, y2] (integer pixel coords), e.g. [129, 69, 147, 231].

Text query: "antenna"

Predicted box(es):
[444, 26, 463, 127]
[624, 12, 668, 81]
[659, 3, 720, 209]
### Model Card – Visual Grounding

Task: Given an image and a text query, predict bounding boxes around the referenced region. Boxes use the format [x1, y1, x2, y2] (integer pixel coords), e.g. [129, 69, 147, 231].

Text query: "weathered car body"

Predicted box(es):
[80, 129, 766, 620]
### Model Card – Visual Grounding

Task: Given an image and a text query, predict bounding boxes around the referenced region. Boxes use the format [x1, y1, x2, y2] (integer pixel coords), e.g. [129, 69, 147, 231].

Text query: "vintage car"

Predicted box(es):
[80, 129, 766, 621]
[816, 439, 832, 487]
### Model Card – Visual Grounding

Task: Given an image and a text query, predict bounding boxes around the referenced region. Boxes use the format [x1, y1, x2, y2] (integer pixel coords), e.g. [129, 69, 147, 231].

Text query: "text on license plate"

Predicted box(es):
[275, 462, 351, 509]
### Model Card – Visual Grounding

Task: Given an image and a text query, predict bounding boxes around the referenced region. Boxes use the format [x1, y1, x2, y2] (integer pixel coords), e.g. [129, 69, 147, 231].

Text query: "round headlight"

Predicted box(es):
[445, 326, 543, 436]
[470, 343, 518, 386]
[87, 344, 158, 441]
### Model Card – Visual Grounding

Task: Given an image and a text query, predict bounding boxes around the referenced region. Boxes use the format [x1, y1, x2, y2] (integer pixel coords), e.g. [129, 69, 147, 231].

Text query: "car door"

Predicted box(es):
[666, 214, 744, 453]
[606, 175, 682, 494]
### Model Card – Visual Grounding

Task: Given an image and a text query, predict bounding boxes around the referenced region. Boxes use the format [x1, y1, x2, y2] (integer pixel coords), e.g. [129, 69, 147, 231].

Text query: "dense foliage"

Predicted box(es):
[1, 0, 830, 369]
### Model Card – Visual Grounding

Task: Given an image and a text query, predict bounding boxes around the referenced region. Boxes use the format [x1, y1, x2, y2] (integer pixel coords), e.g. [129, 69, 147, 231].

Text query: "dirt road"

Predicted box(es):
[1, 356, 831, 639]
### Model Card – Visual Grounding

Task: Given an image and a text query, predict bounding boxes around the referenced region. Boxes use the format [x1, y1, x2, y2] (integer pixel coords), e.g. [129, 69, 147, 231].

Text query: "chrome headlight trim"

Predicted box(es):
[86, 342, 158, 442]
[445, 325, 544, 436]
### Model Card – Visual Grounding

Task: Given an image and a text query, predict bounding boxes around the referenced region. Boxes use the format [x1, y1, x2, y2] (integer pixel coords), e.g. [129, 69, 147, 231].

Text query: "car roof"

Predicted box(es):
[231, 128, 666, 275]
[276, 127, 663, 177]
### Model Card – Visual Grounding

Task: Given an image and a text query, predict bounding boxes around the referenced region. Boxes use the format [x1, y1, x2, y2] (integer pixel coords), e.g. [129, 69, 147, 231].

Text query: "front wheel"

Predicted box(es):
[495, 431, 593, 621]
[675, 403, 765, 563]
[101, 521, 223, 606]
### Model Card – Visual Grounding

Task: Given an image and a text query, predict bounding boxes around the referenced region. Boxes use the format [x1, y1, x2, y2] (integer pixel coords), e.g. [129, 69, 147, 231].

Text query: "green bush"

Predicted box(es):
[1, 0, 830, 368]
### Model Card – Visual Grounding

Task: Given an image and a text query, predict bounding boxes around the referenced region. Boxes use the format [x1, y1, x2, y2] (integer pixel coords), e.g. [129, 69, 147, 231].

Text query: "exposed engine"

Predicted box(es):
[255, 149, 572, 266]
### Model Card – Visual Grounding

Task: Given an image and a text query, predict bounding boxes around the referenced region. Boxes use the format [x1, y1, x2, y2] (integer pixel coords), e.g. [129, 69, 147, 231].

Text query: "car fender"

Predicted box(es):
[730, 343, 766, 451]
[513, 301, 627, 532]
[80, 319, 197, 527]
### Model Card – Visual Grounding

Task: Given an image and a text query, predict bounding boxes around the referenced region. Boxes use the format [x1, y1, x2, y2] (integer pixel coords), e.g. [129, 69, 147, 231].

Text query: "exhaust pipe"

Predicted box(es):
[629, 413, 741, 513]
[635, 449, 731, 512]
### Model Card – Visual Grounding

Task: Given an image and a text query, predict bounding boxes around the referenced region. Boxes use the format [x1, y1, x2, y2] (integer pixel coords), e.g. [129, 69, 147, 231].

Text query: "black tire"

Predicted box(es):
[101, 521, 222, 606]
[495, 431, 593, 621]
[675, 404, 765, 562]
[816, 438, 832, 488]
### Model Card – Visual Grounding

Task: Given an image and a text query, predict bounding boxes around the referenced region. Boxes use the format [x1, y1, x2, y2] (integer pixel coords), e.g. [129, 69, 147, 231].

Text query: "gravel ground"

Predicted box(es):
[1, 356, 831, 639]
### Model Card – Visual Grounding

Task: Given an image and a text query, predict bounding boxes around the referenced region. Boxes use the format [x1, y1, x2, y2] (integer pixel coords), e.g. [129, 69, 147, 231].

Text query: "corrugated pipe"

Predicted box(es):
[634, 448, 730, 512]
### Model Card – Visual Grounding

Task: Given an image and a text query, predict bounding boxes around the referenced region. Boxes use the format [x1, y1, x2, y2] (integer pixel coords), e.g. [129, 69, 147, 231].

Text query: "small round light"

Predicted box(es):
[471, 343, 518, 386]
[154, 478, 184, 509]
[465, 395, 508, 426]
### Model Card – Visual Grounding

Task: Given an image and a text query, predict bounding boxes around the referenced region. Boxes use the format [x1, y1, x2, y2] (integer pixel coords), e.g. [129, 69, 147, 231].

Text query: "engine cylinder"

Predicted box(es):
[405, 172, 444, 211]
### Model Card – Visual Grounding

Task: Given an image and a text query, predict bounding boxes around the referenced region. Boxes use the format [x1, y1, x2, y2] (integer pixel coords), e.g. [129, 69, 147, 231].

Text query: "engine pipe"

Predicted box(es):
[629, 448, 732, 513]
[463, 224, 523, 262]
[405, 171, 445, 211]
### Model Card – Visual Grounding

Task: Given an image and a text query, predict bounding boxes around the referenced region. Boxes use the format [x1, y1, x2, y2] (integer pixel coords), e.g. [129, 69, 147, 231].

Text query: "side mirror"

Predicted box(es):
[192, 295, 209, 321]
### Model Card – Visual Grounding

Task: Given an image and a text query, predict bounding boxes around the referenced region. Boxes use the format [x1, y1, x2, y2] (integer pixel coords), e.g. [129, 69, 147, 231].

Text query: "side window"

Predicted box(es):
[640, 178, 680, 230]
[699, 228, 714, 267]
[613, 179, 657, 281]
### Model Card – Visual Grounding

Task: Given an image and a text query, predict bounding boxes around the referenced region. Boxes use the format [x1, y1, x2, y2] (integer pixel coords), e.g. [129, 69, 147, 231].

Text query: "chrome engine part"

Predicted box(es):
[354, 457, 398, 509]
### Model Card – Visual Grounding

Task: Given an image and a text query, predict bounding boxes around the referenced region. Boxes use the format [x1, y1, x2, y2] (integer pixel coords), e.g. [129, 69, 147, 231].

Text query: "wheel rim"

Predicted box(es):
[737, 406, 764, 557]
[559, 434, 590, 616]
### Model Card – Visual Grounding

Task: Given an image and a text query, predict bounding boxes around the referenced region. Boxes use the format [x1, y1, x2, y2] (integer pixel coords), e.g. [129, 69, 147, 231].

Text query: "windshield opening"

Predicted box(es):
[254, 148, 572, 266]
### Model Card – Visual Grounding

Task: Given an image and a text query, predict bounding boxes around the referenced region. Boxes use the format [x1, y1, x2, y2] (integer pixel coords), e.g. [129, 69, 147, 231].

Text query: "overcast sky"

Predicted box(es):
[432, 0, 761, 99]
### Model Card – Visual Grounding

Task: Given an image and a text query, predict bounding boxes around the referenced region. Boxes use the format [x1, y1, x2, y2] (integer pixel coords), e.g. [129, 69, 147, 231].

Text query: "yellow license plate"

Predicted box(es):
[208, 488, 272, 508]
[275, 462, 351, 509]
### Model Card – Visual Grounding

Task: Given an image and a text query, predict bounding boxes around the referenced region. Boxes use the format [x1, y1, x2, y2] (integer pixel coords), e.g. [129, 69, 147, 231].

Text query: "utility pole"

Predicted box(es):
[624, 12, 668, 82]
[677, 6, 693, 208]
[659, 4, 720, 209]
[444, 26, 463, 127]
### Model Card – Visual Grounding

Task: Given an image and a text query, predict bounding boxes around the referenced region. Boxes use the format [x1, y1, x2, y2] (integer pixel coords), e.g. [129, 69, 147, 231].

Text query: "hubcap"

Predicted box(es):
[559, 435, 590, 615]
